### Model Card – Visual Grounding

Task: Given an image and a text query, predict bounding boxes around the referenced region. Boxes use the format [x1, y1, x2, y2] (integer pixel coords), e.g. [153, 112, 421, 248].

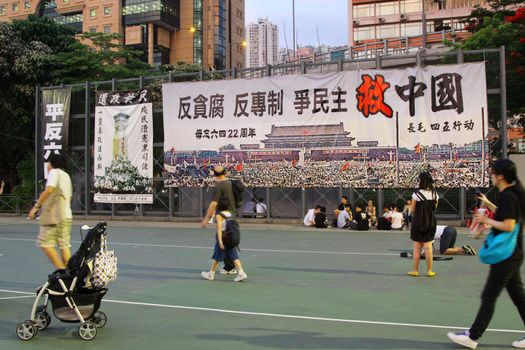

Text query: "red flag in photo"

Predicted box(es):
[235, 162, 243, 172]
[340, 162, 350, 172]
[414, 143, 421, 154]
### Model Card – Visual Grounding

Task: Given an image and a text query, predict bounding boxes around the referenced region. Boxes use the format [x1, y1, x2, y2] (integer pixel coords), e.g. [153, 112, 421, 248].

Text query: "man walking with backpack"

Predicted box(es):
[201, 166, 246, 281]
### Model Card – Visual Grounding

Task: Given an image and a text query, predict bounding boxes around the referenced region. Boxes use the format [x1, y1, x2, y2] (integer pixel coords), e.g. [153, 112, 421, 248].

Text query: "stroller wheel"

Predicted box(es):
[16, 320, 38, 341]
[92, 311, 107, 328]
[35, 311, 51, 330]
[78, 321, 97, 341]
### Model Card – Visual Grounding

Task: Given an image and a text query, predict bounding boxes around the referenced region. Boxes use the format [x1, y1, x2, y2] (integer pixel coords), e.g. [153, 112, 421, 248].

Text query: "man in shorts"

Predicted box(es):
[28, 155, 73, 269]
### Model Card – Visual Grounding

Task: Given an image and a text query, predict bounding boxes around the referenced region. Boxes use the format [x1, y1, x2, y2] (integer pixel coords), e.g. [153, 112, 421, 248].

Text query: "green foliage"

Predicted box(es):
[11, 154, 35, 196]
[0, 16, 152, 192]
[458, 0, 525, 127]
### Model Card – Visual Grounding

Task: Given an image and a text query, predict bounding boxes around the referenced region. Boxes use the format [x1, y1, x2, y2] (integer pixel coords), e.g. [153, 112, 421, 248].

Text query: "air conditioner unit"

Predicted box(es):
[379, 17, 386, 23]
[353, 20, 360, 26]
[400, 14, 408, 21]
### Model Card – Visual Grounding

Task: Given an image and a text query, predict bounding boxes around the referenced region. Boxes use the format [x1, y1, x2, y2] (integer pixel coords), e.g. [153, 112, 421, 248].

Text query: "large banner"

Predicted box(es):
[41, 88, 71, 178]
[94, 90, 153, 203]
[162, 63, 488, 188]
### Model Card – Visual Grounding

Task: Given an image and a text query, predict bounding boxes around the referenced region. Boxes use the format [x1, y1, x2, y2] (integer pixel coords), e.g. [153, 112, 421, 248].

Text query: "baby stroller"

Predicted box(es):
[16, 222, 114, 341]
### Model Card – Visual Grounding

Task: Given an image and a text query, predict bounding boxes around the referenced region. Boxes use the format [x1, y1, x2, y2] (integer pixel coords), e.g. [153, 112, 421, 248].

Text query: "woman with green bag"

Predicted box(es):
[448, 159, 525, 349]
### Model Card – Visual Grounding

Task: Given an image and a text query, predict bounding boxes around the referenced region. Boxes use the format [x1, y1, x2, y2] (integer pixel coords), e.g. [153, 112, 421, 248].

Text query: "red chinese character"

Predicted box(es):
[356, 74, 393, 118]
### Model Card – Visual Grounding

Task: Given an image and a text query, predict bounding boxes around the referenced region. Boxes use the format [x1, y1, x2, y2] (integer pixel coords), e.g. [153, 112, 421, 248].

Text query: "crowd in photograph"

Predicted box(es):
[164, 159, 488, 189]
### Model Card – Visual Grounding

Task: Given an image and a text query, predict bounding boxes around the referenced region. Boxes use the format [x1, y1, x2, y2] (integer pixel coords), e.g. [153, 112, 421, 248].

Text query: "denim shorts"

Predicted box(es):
[212, 240, 239, 262]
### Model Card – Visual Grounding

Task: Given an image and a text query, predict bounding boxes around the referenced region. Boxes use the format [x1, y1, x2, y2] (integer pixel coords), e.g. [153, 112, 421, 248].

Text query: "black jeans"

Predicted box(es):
[469, 259, 525, 340]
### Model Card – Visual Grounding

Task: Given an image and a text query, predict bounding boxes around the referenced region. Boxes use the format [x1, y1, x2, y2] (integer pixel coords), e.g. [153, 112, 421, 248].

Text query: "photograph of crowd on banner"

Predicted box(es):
[162, 63, 488, 188]
[94, 90, 154, 203]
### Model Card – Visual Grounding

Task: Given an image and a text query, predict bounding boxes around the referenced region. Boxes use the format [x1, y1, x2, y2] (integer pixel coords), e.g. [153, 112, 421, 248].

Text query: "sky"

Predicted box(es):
[245, 0, 349, 49]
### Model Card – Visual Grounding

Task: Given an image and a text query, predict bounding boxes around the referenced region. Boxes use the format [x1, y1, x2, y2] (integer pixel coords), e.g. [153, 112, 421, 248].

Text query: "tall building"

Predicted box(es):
[347, 0, 485, 46]
[0, 0, 245, 69]
[246, 17, 278, 68]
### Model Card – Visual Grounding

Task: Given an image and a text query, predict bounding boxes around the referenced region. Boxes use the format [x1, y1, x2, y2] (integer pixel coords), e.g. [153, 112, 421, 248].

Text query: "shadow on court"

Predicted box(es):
[258, 266, 406, 277]
[197, 329, 453, 349]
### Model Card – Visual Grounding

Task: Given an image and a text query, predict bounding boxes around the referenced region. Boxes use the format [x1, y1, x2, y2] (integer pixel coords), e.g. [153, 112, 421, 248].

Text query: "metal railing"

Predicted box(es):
[24, 47, 508, 223]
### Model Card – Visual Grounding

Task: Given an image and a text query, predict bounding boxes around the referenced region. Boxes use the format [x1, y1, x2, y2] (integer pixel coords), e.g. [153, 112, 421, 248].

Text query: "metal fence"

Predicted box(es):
[29, 47, 508, 222]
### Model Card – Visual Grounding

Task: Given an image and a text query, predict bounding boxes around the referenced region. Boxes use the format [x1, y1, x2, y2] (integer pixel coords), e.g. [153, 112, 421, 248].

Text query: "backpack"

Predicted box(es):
[230, 179, 246, 209]
[412, 190, 437, 237]
[219, 212, 241, 249]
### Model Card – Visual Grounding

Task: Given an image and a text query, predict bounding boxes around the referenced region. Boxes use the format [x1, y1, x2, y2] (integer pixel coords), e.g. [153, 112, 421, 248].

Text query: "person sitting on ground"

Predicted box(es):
[337, 204, 353, 229]
[390, 206, 405, 230]
[255, 197, 267, 215]
[366, 200, 377, 226]
[354, 205, 370, 231]
[333, 195, 348, 216]
[304, 205, 321, 227]
[403, 199, 413, 228]
[377, 214, 392, 231]
[314, 206, 328, 228]
[382, 206, 393, 222]
[241, 198, 257, 217]
[432, 225, 476, 255]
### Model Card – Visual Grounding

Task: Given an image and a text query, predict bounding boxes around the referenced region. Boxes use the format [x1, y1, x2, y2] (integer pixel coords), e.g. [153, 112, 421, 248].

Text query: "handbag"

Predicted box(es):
[91, 235, 118, 289]
[39, 170, 65, 226]
[479, 223, 521, 264]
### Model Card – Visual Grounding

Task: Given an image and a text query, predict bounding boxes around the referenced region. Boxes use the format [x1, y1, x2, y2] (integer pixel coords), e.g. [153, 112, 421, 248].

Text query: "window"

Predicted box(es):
[90, 8, 96, 17]
[378, 2, 397, 16]
[0, 5, 6, 14]
[353, 4, 372, 18]
[24, 1, 30, 10]
[401, 22, 422, 37]
[89, 27, 97, 33]
[401, 0, 421, 14]
[377, 24, 398, 38]
[12, 3, 19, 12]
[104, 6, 111, 16]
[354, 26, 373, 41]
[103, 26, 111, 34]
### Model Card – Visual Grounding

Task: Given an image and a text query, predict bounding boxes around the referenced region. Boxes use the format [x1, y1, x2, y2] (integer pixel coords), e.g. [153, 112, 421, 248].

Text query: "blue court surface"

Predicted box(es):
[0, 217, 523, 349]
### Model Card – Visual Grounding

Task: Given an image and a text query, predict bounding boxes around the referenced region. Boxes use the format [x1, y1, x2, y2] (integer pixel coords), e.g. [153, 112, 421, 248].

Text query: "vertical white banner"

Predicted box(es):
[94, 90, 153, 203]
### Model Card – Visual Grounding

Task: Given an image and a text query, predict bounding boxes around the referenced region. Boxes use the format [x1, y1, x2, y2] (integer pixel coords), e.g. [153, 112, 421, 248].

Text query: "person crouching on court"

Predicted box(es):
[201, 197, 247, 282]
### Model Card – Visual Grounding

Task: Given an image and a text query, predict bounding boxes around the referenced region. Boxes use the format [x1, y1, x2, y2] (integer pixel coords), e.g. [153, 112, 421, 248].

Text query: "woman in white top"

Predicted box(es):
[408, 172, 439, 277]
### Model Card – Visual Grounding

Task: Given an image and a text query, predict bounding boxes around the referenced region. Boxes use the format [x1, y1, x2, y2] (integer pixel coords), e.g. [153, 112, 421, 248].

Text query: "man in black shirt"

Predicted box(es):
[354, 205, 370, 231]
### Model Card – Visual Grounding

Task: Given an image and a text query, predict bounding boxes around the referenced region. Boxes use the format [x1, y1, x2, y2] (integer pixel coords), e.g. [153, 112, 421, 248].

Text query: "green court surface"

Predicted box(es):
[0, 218, 524, 349]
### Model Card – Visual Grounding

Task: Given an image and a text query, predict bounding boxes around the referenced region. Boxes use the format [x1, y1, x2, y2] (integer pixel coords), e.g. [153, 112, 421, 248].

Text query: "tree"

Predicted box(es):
[0, 16, 151, 192]
[458, 0, 525, 128]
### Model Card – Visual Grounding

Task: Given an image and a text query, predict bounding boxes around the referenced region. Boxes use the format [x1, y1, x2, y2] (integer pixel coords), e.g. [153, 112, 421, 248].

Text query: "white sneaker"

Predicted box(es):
[234, 271, 247, 282]
[512, 337, 525, 348]
[447, 331, 478, 349]
[219, 268, 237, 275]
[201, 271, 215, 281]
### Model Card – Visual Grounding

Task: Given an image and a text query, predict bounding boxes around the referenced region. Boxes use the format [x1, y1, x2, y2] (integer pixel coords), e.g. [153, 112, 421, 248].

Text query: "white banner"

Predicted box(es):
[94, 90, 153, 203]
[162, 63, 488, 188]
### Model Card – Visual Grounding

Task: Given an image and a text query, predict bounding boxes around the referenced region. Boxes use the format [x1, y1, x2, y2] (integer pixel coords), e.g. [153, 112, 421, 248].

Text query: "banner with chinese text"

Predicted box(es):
[41, 88, 71, 178]
[94, 90, 153, 203]
[162, 63, 488, 188]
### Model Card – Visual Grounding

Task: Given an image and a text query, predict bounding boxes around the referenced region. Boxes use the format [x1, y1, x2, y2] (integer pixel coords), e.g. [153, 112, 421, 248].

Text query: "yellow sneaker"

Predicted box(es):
[407, 271, 419, 277]
[427, 271, 436, 277]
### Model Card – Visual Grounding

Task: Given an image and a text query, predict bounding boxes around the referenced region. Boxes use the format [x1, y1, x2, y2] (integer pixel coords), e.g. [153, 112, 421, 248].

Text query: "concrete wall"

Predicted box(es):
[510, 154, 525, 183]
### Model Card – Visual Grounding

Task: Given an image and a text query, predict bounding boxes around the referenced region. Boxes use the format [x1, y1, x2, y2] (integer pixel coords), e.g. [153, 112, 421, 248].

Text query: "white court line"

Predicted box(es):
[0, 288, 523, 334]
[0, 295, 34, 300]
[0, 237, 398, 256]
